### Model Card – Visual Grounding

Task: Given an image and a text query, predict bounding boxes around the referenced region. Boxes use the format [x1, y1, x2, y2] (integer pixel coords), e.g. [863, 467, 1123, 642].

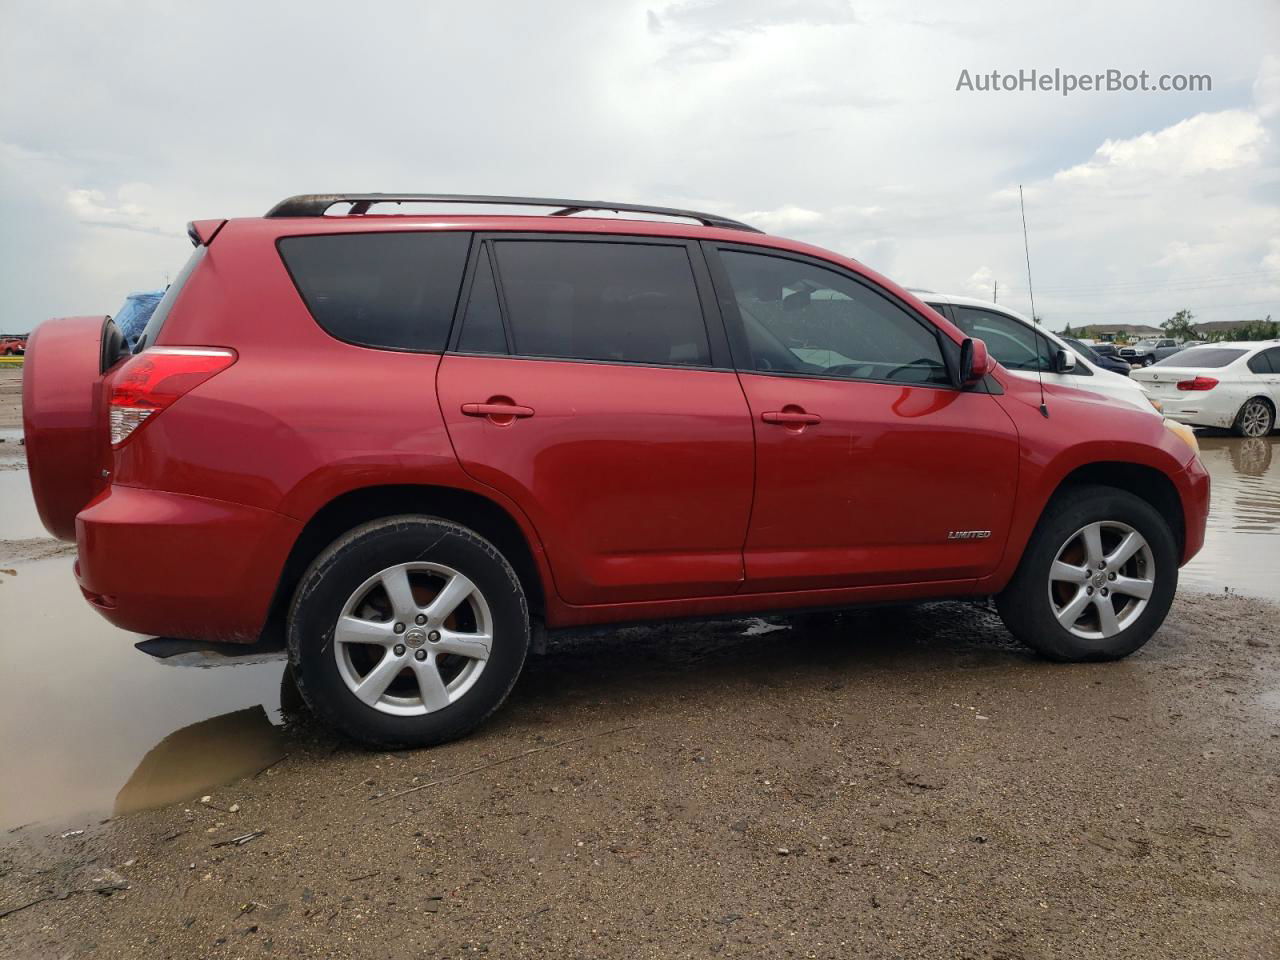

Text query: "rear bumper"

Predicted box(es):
[75, 485, 300, 643]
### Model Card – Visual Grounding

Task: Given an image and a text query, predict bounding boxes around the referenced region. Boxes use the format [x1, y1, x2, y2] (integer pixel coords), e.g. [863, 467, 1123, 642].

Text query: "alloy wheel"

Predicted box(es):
[333, 562, 493, 716]
[1048, 521, 1155, 641]
[1239, 399, 1273, 438]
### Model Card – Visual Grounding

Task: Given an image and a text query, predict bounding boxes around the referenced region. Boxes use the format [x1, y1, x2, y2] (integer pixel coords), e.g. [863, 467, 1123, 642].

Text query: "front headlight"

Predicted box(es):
[1163, 418, 1199, 456]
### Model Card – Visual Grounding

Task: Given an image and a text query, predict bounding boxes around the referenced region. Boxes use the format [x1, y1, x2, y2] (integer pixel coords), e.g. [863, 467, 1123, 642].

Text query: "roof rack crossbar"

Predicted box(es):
[264, 193, 762, 233]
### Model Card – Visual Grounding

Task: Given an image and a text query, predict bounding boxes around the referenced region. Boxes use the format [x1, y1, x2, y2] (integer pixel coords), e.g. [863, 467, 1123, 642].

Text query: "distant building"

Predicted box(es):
[1071, 324, 1161, 342]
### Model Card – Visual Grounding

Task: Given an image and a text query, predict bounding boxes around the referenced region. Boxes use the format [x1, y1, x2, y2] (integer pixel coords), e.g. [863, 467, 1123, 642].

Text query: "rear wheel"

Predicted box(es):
[1233, 397, 1274, 438]
[996, 485, 1177, 661]
[288, 516, 529, 747]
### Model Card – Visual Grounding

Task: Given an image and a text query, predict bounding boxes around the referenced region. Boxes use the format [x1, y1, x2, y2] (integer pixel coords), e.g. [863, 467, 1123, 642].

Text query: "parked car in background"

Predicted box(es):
[0, 335, 26, 355]
[23, 193, 1209, 748]
[1062, 336, 1130, 376]
[1132, 342, 1280, 437]
[112, 290, 166, 350]
[1119, 337, 1183, 367]
[918, 294, 1156, 414]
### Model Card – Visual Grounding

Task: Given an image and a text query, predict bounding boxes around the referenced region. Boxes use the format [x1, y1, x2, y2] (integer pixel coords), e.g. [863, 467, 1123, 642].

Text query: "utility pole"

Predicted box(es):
[993, 280, 998, 303]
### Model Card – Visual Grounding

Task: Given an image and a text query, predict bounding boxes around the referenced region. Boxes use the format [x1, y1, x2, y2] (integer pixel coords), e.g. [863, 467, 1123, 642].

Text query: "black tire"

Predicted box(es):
[1141, 355, 1155, 367]
[287, 516, 529, 748]
[995, 485, 1178, 662]
[1232, 397, 1274, 438]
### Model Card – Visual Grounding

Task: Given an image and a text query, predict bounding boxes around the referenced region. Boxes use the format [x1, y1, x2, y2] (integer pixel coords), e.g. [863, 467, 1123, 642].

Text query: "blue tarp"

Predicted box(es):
[113, 290, 165, 350]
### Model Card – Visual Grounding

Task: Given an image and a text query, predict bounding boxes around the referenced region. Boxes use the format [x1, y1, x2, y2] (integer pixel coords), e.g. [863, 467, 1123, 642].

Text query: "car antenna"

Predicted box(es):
[1019, 185, 1049, 418]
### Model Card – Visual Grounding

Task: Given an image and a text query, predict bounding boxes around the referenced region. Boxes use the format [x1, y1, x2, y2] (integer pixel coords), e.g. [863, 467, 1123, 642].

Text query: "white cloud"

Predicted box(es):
[1053, 109, 1267, 184]
[740, 204, 825, 231]
[65, 184, 176, 235]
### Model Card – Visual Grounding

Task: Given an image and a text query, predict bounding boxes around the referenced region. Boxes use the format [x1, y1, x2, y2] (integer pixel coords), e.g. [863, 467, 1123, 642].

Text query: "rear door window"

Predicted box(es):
[278, 232, 471, 351]
[489, 240, 711, 367]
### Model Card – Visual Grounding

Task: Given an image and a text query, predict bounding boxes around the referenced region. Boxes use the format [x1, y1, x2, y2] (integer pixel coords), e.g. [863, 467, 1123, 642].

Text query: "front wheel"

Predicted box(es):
[996, 485, 1177, 661]
[1233, 397, 1274, 438]
[287, 516, 530, 747]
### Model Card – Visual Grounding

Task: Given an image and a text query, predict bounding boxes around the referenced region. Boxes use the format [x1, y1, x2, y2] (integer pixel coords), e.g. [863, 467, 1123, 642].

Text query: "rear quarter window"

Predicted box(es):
[134, 246, 206, 353]
[278, 232, 471, 351]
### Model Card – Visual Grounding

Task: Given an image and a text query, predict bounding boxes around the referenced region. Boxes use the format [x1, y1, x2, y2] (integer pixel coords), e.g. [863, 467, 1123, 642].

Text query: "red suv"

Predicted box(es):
[23, 194, 1210, 747]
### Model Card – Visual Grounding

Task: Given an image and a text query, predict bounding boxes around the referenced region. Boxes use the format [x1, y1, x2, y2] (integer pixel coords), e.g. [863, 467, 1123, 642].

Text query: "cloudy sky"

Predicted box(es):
[2, 0, 1277, 333]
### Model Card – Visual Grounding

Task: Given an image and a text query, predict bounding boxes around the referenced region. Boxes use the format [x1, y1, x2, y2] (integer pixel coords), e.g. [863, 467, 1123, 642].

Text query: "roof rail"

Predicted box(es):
[264, 193, 762, 233]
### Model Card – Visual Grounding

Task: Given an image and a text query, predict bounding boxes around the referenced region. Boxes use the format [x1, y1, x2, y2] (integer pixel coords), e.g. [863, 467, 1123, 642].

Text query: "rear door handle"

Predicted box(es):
[761, 410, 821, 426]
[461, 401, 535, 419]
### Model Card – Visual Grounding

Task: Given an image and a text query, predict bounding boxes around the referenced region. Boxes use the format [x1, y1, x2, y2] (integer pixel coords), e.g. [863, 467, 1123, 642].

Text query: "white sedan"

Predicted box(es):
[916, 293, 1159, 415]
[1131, 342, 1280, 437]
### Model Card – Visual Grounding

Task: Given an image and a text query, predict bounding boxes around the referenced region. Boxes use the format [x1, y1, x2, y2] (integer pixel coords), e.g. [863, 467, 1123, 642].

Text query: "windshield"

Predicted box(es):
[1152, 347, 1246, 368]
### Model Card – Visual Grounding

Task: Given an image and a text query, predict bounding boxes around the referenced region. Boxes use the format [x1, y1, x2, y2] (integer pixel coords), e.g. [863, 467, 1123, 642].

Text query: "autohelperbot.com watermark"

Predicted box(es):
[956, 68, 1211, 96]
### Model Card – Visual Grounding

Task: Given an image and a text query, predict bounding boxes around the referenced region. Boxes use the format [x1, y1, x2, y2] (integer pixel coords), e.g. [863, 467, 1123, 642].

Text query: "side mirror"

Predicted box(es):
[1053, 348, 1076, 374]
[957, 337, 994, 386]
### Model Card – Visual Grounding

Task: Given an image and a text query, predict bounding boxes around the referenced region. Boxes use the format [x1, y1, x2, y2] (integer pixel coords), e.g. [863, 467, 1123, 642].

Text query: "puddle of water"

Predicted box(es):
[0, 558, 288, 833]
[0, 469, 44, 540]
[1180, 436, 1280, 600]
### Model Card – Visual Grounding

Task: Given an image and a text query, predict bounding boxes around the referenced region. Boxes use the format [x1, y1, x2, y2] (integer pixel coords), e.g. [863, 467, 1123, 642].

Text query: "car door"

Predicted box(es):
[436, 235, 755, 605]
[706, 244, 1020, 591]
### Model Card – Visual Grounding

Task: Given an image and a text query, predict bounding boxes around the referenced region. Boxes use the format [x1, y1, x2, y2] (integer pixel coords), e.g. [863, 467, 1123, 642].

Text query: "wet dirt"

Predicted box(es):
[0, 365, 1278, 957]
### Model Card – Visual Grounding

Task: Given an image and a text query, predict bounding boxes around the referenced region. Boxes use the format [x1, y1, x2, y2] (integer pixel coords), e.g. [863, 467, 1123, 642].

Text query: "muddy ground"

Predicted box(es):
[1, 363, 1279, 958]
[1, 597, 1277, 959]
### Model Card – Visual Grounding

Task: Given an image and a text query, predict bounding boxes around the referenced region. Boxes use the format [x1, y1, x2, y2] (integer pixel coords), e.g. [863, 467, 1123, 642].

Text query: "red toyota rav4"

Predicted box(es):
[24, 194, 1210, 747]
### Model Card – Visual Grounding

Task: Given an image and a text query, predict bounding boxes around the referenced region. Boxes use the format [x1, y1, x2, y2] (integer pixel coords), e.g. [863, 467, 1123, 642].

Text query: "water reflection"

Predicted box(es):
[0, 559, 288, 832]
[114, 706, 284, 816]
[1180, 436, 1280, 599]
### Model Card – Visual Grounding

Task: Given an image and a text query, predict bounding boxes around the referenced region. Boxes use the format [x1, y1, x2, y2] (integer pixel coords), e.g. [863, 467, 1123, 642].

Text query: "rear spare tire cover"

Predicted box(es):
[22, 316, 115, 541]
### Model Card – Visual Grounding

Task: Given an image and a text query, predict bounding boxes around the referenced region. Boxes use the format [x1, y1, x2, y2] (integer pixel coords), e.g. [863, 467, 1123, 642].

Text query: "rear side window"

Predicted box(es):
[490, 240, 711, 367]
[1154, 347, 1245, 368]
[279, 232, 471, 351]
[1246, 348, 1279, 374]
[134, 246, 206, 353]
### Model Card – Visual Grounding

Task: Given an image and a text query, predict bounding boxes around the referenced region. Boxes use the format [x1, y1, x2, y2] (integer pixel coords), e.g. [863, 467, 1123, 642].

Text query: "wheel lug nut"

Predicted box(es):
[1108, 572, 1116, 580]
[1086, 586, 1094, 595]
[414, 649, 428, 661]
[393, 643, 406, 656]
[415, 614, 427, 625]
[393, 622, 406, 634]
[428, 630, 441, 643]
[1101, 588, 1109, 597]
[1097, 561, 1106, 570]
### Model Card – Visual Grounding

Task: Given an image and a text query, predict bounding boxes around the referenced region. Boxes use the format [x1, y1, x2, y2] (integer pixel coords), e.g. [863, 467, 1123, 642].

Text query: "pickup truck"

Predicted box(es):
[1118, 338, 1184, 367]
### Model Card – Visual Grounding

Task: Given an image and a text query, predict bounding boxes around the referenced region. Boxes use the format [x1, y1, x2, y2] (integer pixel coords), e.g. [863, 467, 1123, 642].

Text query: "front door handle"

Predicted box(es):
[761, 409, 821, 426]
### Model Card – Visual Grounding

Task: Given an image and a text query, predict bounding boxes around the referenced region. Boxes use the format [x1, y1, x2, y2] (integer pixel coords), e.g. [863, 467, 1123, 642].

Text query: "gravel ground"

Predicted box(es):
[2, 595, 1278, 959]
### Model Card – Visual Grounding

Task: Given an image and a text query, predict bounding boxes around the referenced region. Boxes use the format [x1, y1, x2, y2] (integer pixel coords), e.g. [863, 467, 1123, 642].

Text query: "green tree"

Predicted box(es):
[1061, 323, 1076, 338]
[1161, 309, 1199, 341]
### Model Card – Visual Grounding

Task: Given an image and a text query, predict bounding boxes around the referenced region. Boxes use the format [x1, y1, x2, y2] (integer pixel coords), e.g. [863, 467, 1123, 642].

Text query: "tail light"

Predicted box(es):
[1176, 376, 1218, 392]
[109, 347, 237, 446]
